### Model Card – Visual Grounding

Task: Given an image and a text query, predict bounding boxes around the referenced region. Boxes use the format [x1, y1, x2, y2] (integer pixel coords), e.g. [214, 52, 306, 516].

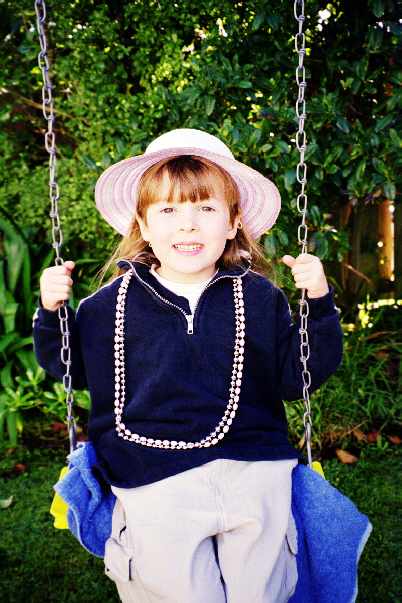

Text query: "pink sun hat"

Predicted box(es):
[94, 128, 281, 240]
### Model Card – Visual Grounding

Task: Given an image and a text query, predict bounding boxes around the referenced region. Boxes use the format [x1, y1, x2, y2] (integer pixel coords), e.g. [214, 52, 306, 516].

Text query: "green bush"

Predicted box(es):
[286, 303, 402, 453]
[1, 0, 400, 286]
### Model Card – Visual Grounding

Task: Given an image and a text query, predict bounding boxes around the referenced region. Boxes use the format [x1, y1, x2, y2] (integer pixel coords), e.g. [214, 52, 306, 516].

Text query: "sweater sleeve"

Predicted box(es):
[275, 284, 343, 402]
[32, 296, 88, 390]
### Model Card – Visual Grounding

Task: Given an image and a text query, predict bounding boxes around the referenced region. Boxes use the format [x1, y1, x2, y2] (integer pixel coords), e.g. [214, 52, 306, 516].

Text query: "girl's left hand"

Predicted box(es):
[281, 253, 330, 298]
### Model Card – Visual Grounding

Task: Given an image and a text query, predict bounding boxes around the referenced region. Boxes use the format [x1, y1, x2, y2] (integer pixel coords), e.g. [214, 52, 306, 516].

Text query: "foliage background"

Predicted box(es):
[0, 0, 400, 301]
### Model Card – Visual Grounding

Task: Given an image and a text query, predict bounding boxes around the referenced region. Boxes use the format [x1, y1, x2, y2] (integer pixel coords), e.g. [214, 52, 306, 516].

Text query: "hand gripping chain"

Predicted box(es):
[34, 0, 77, 453]
[294, 0, 314, 468]
[34, 0, 315, 466]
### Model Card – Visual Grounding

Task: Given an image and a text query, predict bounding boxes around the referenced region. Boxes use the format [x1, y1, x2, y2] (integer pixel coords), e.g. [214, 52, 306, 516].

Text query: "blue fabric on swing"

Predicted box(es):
[53, 442, 372, 600]
[289, 464, 372, 603]
[54, 441, 116, 558]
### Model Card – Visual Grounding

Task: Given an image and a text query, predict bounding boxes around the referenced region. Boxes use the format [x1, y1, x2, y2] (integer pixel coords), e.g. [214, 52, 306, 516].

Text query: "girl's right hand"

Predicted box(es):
[39, 260, 75, 312]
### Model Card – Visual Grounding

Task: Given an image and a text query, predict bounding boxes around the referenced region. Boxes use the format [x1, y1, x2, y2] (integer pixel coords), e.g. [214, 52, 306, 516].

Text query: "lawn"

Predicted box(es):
[0, 441, 401, 602]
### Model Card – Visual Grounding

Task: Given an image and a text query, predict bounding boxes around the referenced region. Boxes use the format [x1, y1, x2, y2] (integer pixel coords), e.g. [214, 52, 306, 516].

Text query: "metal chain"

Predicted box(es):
[34, 0, 77, 453]
[294, 0, 313, 468]
[33, 0, 313, 464]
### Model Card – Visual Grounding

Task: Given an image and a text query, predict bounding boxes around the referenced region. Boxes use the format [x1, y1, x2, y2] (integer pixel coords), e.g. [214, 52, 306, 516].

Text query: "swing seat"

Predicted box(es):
[289, 463, 372, 603]
[52, 442, 372, 602]
[50, 456, 326, 537]
[50, 459, 326, 532]
[311, 460, 325, 478]
[53, 442, 115, 557]
[50, 465, 70, 529]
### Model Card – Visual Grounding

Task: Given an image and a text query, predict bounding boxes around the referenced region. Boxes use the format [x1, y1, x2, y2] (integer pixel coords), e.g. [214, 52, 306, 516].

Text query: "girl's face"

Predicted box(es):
[137, 171, 240, 283]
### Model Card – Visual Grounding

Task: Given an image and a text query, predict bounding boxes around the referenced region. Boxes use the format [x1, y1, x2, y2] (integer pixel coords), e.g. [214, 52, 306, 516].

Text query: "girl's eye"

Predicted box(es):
[160, 206, 215, 213]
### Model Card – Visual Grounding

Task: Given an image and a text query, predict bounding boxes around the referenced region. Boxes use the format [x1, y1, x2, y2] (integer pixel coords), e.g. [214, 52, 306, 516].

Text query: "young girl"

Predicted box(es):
[33, 128, 343, 603]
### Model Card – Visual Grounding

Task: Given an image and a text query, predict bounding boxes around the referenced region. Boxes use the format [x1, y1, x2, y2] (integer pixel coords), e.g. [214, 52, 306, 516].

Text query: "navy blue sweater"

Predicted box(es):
[32, 259, 343, 488]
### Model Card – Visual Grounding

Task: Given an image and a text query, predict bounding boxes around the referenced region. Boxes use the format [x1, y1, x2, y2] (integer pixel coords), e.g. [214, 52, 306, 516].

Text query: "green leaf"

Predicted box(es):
[205, 96, 216, 116]
[374, 115, 393, 132]
[238, 80, 252, 89]
[6, 411, 17, 447]
[372, 158, 389, 178]
[311, 232, 329, 258]
[370, 133, 380, 146]
[7, 335, 33, 355]
[101, 154, 112, 167]
[0, 333, 18, 353]
[276, 229, 289, 246]
[283, 169, 296, 192]
[0, 215, 26, 294]
[276, 140, 290, 154]
[368, 27, 383, 50]
[326, 164, 338, 174]
[22, 247, 32, 327]
[355, 59, 369, 80]
[309, 205, 322, 227]
[389, 129, 400, 147]
[81, 155, 98, 170]
[0, 291, 18, 334]
[264, 235, 277, 258]
[249, 128, 262, 146]
[356, 160, 366, 180]
[314, 167, 324, 182]
[251, 13, 265, 32]
[15, 349, 38, 373]
[0, 362, 13, 389]
[336, 117, 350, 134]
[371, 0, 384, 18]
[114, 138, 126, 157]
[221, 56, 232, 73]
[383, 182, 396, 200]
[351, 79, 362, 94]
[266, 15, 282, 29]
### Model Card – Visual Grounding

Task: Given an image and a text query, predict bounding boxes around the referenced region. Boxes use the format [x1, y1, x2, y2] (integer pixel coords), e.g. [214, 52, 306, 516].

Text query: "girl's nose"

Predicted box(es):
[179, 205, 200, 231]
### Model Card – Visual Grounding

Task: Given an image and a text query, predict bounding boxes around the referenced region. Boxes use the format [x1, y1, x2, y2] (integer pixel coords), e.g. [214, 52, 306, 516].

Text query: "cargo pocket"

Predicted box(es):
[282, 510, 298, 599]
[104, 499, 134, 584]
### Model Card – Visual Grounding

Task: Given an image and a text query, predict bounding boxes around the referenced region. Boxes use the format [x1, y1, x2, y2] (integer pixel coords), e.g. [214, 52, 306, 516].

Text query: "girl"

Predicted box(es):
[33, 128, 343, 603]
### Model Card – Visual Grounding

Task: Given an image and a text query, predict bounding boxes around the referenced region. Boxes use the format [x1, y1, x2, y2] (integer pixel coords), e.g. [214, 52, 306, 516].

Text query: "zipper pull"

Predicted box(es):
[186, 314, 194, 335]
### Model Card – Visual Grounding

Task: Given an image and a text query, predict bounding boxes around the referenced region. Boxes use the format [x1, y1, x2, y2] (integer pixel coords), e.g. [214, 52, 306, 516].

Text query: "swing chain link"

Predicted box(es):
[34, 0, 77, 453]
[294, 0, 313, 468]
[33, 0, 313, 463]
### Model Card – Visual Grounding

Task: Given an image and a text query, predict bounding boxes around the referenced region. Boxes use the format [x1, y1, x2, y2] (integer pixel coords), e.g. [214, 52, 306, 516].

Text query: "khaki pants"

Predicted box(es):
[104, 458, 299, 603]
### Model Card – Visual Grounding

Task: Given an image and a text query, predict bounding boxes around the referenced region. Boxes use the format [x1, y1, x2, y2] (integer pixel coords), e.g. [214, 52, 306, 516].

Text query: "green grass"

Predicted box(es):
[323, 446, 402, 602]
[0, 444, 401, 602]
[0, 446, 119, 603]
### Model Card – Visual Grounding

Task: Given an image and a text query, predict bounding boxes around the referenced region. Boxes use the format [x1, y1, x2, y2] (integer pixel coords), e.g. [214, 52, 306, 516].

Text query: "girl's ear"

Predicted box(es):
[226, 215, 242, 241]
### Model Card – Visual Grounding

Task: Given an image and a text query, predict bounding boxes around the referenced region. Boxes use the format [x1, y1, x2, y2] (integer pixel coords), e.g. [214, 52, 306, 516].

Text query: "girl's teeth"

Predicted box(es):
[175, 245, 202, 250]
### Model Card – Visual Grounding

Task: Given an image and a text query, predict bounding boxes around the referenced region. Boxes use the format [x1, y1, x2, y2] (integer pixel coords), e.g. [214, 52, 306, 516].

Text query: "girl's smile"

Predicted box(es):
[172, 243, 204, 255]
[136, 172, 240, 283]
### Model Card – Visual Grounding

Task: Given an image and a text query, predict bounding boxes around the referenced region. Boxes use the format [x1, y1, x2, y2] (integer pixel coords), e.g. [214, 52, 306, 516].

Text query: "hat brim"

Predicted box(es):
[94, 147, 281, 239]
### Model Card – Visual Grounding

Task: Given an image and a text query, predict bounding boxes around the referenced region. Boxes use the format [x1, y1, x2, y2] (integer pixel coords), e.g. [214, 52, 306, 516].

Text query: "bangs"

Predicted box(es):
[136, 155, 240, 219]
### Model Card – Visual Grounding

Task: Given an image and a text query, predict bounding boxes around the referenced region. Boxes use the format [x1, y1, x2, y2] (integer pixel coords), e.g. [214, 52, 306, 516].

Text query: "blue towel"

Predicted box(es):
[54, 442, 372, 600]
[54, 442, 116, 558]
[289, 464, 372, 603]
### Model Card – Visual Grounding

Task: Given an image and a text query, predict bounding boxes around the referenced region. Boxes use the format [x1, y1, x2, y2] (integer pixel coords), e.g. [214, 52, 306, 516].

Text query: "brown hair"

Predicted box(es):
[94, 156, 272, 289]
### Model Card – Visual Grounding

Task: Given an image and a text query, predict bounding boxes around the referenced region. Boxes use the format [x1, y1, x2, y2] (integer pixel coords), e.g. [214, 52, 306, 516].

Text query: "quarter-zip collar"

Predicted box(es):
[116, 257, 250, 280]
[115, 256, 251, 334]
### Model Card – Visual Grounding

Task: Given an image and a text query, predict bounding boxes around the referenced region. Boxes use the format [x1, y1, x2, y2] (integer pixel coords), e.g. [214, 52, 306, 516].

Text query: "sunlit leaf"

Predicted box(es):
[0, 496, 14, 509]
[335, 449, 359, 464]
